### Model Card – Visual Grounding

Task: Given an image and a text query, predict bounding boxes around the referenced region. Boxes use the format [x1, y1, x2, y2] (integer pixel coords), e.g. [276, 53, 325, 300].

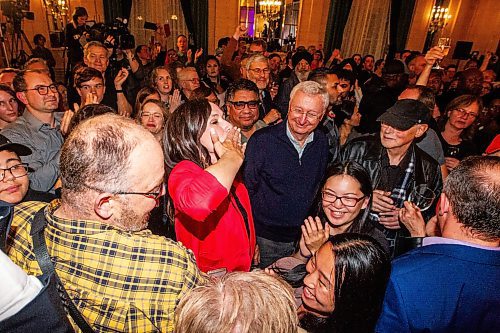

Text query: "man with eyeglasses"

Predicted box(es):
[1, 69, 63, 193]
[244, 81, 329, 268]
[245, 54, 281, 124]
[177, 67, 201, 100]
[5, 114, 206, 332]
[225, 79, 267, 143]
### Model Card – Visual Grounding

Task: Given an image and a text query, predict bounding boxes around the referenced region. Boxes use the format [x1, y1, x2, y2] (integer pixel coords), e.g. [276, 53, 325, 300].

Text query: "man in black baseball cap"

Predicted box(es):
[342, 99, 442, 256]
[377, 99, 430, 131]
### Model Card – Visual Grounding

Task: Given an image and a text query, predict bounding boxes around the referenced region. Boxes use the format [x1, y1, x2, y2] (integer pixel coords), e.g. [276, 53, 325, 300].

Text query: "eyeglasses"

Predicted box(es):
[290, 108, 322, 121]
[83, 182, 165, 207]
[322, 190, 365, 207]
[453, 108, 478, 119]
[230, 100, 260, 110]
[115, 183, 165, 207]
[181, 78, 200, 83]
[25, 84, 58, 95]
[141, 112, 163, 120]
[0, 163, 29, 182]
[248, 68, 270, 75]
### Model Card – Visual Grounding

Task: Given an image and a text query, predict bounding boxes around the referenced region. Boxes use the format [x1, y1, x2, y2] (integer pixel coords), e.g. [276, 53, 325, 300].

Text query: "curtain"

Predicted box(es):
[388, 0, 417, 59]
[103, 0, 133, 24]
[180, 0, 208, 51]
[129, 0, 189, 50]
[340, 0, 391, 59]
[323, 0, 354, 58]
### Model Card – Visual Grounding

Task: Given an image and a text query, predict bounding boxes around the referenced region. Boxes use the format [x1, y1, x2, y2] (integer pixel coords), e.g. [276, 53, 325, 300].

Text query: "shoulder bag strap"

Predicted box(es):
[230, 186, 251, 240]
[31, 208, 95, 333]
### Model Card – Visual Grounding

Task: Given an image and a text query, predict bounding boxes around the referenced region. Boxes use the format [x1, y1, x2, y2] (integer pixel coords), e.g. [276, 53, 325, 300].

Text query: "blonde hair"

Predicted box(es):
[175, 271, 299, 333]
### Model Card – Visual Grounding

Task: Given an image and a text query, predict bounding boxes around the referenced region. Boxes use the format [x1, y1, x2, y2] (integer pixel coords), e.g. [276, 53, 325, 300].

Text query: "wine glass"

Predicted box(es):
[433, 37, 451, 70]
[408, 185, 436, 212]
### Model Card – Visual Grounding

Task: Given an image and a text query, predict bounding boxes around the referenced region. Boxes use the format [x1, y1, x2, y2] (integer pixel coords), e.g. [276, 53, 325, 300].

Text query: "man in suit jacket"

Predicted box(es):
[376, 156, 500, 332]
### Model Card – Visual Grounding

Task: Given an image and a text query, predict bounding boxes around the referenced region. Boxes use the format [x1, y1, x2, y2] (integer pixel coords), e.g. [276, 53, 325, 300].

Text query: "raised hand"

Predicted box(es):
[299, 216, 330, 258]
[195, 48, 203, 61]
[210, 126, 245, 162]
[114, 67, 129, 90]
[399, 201, 426, 237]
[263, 109, 281, 124]
[168, 89, 182, 113]
[60, 109, 75, 136]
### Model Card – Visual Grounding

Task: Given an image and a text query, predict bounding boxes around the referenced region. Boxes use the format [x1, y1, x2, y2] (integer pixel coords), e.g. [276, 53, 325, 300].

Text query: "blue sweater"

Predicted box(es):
[243, 121, 328, 242]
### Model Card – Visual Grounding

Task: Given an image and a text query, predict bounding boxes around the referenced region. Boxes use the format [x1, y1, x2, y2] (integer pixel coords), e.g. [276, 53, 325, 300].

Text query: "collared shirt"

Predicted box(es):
[423, 236, 500, 251]
[1, 111, 63, 192]
[286, 121, 314, 159]
[7, 200, 206, 332]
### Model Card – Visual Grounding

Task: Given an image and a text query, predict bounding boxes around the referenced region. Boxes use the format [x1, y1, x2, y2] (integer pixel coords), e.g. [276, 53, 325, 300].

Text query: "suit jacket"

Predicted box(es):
[376, 242, 500, 332]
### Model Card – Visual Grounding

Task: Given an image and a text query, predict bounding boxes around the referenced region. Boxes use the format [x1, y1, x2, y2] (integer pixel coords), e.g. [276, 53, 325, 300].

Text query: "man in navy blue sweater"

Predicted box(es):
[376, 156, 500, 332]
[243, 81, 330, 268]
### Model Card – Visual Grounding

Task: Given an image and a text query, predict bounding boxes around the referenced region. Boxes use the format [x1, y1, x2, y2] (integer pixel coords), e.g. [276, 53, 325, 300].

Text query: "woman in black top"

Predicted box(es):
[438, 94, 481, 171]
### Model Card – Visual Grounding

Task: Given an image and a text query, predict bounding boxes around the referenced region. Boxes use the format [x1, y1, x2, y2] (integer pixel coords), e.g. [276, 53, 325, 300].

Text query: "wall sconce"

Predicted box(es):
[428, 6, 451, 34]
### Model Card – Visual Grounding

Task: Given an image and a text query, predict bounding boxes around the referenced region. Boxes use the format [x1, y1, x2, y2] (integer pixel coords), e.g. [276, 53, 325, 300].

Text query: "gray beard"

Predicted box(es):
[296, 71, 310, 82]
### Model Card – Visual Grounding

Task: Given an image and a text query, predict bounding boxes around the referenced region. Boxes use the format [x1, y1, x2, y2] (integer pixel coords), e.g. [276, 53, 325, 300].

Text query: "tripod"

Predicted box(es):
[9, 19, 33, 68]
[0, 23, 10, 67]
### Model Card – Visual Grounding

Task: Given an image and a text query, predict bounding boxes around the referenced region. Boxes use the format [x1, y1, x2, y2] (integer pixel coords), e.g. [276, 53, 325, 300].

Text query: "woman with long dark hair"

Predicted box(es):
[298, 233, 391, 333]
[163, 99, 256, 274]
[296, 161, 389, 259]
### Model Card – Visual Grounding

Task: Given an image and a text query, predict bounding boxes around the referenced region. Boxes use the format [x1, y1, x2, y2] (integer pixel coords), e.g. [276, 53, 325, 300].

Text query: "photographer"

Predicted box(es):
[65, 7, 89, 82]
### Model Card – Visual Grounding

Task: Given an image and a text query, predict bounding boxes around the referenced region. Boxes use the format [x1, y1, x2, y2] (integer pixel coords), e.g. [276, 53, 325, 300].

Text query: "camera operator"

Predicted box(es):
[65, 7, 89, 82]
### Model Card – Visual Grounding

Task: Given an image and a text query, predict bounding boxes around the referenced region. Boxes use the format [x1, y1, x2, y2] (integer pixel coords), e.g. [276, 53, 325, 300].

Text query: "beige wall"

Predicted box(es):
[406, 0, 499, 62]
[295, 0, 329, 49]
[207, 0, 239, 53]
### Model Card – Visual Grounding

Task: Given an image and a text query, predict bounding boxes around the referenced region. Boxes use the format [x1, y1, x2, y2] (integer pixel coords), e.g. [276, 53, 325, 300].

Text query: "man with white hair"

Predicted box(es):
[244, 81, 329, 267]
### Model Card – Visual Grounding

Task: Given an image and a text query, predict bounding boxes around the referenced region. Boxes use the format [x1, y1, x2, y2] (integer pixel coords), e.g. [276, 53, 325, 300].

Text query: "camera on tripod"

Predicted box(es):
[0, 0, 35, 67]
[0, 0, 34, 30]
[88, 17, 135, 50]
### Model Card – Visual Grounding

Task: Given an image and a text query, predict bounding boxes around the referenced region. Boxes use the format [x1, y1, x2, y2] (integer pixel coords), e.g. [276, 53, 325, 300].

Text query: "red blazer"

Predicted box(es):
[168, 160, 256, 273]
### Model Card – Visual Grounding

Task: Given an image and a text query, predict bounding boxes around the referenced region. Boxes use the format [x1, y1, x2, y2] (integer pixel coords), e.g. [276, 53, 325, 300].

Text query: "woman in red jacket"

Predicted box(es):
[164, 98, 256, 274]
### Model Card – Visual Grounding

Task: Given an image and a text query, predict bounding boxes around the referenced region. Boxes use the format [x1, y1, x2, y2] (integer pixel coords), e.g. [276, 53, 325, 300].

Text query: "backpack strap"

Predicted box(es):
[30, 207, 95, 333]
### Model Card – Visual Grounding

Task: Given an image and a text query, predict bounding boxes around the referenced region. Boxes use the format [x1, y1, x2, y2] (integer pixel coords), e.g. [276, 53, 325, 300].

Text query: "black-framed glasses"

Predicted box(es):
[0, 163, 29, 182]
[25, 84, 58, 95]
[83, 182, 165, 207]
[321, 190, 365, 207]
[229, 100, 260, 110]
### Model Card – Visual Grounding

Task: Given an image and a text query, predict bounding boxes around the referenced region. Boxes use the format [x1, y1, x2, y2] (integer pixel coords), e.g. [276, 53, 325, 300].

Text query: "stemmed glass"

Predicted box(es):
[433, 37, 451, 70]
[408, 185, 436, 212]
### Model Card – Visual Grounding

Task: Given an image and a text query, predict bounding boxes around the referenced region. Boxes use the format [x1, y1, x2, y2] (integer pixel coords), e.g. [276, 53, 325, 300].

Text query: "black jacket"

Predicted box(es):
[341, 135, 442, 198]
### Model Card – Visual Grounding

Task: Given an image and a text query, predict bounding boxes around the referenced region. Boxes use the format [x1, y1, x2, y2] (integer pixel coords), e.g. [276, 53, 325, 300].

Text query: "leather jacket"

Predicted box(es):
[341, 135, 443, 202]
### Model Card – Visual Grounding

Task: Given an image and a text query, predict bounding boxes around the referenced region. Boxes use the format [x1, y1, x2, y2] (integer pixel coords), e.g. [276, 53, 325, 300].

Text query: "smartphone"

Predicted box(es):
[144, 21, 157, 31]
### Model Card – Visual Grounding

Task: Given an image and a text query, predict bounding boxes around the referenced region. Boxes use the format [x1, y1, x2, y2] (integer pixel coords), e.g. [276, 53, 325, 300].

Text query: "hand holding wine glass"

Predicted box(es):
[433, 37, 451, 69]
[408, 185, 436, 212]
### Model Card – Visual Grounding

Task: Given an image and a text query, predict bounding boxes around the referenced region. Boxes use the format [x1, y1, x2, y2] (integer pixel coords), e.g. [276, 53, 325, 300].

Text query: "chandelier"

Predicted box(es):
[428, 6, 451, 34]
[259, 1, 282, 19]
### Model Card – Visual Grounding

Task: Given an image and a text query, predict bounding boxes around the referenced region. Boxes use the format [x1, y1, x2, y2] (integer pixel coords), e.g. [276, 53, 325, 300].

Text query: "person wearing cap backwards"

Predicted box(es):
[275, 51, 313, 118]
[341, 99, 442, 256]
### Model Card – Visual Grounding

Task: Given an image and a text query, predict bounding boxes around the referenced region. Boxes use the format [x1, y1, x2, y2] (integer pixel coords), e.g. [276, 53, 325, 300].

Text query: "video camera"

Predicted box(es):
[0, 0, 35, 30]
[88, 17, 135, 50]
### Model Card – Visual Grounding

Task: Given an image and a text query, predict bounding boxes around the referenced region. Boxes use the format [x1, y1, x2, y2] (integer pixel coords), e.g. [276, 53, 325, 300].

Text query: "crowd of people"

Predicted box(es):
[0, 7, 499, 333]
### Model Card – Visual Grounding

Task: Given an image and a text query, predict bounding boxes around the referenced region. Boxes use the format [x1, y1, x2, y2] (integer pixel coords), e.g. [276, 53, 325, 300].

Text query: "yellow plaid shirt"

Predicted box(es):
[6, 200, 207, 332]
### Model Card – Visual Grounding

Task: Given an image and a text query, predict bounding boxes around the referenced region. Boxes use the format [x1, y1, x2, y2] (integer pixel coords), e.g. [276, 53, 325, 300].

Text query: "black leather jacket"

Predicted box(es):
[341, 135, 443, 202]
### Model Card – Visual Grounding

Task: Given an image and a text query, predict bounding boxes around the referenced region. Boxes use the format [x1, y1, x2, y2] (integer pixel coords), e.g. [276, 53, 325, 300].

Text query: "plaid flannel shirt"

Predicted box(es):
[6, 200, 206, 332]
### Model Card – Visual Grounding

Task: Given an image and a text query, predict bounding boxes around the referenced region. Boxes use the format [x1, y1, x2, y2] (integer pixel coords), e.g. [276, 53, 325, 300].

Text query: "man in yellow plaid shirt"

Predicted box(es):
[6, 114, 206, 332]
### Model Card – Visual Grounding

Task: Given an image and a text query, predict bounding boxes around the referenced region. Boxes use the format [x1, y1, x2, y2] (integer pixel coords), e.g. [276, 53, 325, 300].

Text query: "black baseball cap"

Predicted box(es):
[377, 99, 430, 131]
[0, 134, 32, 156]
